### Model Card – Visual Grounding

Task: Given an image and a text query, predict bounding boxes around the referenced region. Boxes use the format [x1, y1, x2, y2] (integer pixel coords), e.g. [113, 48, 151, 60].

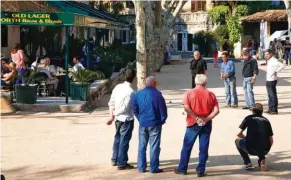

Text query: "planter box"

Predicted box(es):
[15, 85, 37, 104]
[70, 82, 90, 101]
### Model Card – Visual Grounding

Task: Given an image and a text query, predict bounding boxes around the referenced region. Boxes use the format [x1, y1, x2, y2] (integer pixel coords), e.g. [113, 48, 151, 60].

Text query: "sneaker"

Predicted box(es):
[118, 163, 134, 170]
[245, 163, 253, 170]
[197, 172, 206, 177]
[242, 107, 250, 110]
[232, 104, 238, 108]
[151, 169, 163, 174]
[174, 168, 186, 175]
[111, 161, 117, 166]
[260, 162, 269, 171]
[268, 111, 278, 115]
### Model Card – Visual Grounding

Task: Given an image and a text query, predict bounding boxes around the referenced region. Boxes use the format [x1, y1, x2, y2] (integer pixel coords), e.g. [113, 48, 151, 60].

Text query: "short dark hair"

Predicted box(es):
[264, 49, 273, 54]
[73, 56, 79, 61]
[221, 51, 228, 56]
[125, 69, 136, 83]
[252, 103, 263, 116]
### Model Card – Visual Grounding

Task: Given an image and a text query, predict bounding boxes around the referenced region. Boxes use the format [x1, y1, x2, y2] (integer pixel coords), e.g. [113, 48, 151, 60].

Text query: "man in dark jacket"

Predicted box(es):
[133, 76, 168, 173]
[190, 51, 207, 88]
[242, 49, 259, 110]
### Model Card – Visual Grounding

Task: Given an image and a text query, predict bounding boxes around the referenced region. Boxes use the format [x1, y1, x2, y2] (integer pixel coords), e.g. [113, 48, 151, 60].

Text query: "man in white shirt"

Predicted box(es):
[107, 69, 136, 170]
[72, 57, 85, 72]
[264, 49, 285, 115]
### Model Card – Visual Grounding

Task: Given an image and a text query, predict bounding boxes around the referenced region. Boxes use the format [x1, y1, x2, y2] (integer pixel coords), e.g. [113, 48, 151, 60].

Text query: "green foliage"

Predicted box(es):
[193, 31, 217, 56]
[208, 5, 229, 23]
[226, 17, 242, 44]
[18, 68, 45, 86]
[70, 67, 105, 84]
[213, 25, 229, 47]
[235, 5, 249, 17]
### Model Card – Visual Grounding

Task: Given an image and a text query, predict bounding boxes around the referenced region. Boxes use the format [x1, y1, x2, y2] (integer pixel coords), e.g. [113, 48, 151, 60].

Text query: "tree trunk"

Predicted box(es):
[135, 1, 147, 89]
[145, 2, 155, 75]
[284, 0, 291, 43]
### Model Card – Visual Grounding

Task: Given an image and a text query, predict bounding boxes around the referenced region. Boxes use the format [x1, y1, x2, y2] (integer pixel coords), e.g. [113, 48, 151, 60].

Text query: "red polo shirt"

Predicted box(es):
[183, 86, 219, 127]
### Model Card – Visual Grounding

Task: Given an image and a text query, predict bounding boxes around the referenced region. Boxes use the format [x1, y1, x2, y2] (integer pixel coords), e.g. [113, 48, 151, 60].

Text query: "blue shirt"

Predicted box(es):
[221, 60, 235, 79]
[133, 86, 168, 127]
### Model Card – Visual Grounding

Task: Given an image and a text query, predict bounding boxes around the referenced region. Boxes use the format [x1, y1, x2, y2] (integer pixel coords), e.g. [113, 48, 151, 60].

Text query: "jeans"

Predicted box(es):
[224, 77, 238, 105]
[266, 80, 278, 112]
[243, 77, 255, 108]
[235, 138, 265, 165]
[284, 51, 291, 65]
[177, 123, 212, 174]
[112, 120, 134, 167]
[138, 125, 162, 173]
[16, 68, 26, 85]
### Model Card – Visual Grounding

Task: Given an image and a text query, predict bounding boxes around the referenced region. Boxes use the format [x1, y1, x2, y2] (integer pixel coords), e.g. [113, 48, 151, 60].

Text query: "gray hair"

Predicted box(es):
[193, 51, 200, 56]
[146, 76, 156, 86]
[195, 74, 208, 86]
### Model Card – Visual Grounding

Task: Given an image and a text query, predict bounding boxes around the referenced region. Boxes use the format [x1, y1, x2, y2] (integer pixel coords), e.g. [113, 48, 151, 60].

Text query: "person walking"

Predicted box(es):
[220, 52, 238, 108]
[242, 49, 259, 110]
[275, 39, 283, 59]
[264, 49, 285, 115]
[133, 76, 167, 173]
[213, 49, 219, 68]
[235, 103, 273, 171]
[190, 51, 207, 88]
[10, 43, 26, 84]
[283, 40, 291, 66]
[175, 74, 220, 177]
[107, 69, 136, 170]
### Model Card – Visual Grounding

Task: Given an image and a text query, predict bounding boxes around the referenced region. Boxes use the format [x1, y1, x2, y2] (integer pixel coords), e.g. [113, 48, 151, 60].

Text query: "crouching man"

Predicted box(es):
[236, 103, 274, 171]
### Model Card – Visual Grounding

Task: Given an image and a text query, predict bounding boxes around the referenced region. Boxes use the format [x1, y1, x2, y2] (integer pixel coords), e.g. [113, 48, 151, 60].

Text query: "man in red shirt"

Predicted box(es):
[175, 74, 220, 177]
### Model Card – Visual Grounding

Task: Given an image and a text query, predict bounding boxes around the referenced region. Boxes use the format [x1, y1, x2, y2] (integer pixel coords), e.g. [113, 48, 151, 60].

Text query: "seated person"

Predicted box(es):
[40, 57, 56, 75]
[39, 59, 59, 93]
[1, 62, 17, 86]
[1, 55, 11, 75]
[235, 103, 273, 171]
[72, 56, 85, 72]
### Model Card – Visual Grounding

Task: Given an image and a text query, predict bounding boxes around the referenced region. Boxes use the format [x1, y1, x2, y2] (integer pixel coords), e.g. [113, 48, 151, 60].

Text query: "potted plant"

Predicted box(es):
[70, 68, 104, 101]
[15, 68, 44, 104]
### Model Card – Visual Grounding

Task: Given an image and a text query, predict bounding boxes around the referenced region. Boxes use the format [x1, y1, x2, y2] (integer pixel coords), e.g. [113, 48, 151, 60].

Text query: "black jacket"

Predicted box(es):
[242, 57, 259, 78]
[190, 58, 207, 75]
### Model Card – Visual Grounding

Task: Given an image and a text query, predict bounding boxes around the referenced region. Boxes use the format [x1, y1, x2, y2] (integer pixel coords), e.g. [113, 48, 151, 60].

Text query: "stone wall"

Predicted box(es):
[88, 61, 136, 106]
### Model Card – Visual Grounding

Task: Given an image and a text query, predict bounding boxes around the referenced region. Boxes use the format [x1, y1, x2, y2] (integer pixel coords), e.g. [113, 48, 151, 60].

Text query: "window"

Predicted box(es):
[1, 25, 8, 47]
[120, 30, 127, 43]
[191, 0, 206, 12]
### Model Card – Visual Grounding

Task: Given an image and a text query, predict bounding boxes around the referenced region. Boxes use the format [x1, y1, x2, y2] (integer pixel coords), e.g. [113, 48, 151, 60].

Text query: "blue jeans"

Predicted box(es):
[138, 125, 162, 173]
[243, 77, 255, 108]
[16, 68, 26, 85]
[177, 123, 212, 174]
[112, 120, 134, 168]
[224, 77, 238, 105]
[266, 80, 278, 112]
[284, 51, 291, 65]
[235, 138, 265, 165]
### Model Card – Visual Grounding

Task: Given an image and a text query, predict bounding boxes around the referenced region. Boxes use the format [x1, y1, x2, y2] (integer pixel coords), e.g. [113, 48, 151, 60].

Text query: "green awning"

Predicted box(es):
[0, 11, 129, 29]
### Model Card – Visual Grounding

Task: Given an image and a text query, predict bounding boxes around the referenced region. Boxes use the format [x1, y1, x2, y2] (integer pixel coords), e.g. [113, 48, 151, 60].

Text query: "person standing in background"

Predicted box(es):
[213, 49, 219, 68]
[190, 51, 207, 88]
[264, 49, 285, 115]
[283, 40, 291, 65]
[11, 43, 26, 84]
[242, 49, 259, 110]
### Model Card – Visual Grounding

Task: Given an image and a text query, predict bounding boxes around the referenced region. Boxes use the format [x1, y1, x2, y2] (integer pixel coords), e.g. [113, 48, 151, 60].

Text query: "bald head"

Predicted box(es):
[146, 76, 157, 87]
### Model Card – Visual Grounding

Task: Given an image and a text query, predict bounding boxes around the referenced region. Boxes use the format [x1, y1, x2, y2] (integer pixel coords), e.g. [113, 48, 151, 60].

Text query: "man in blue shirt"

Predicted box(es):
[220, 51, 238, 107]
[133, 76, 168, 174]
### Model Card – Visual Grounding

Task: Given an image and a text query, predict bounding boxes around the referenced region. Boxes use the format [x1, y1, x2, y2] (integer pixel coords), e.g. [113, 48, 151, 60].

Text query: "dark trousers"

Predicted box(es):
[112, 120, 134, 167]
[16, 68, 26, 84]
[235, 138, 265, 165]
[266, 80, 278, 112]
[138, 126, 162, 173]
[192, 75, 196, 88]
[177, 123, 212, 174]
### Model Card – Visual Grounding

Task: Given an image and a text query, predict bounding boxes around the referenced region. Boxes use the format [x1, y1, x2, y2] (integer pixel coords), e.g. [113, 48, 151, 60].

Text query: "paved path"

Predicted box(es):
[2, 60, 291, 180]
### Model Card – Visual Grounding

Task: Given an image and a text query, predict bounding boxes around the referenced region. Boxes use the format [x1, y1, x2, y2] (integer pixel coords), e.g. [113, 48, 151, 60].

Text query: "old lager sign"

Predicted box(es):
[0, 12, 74, 26]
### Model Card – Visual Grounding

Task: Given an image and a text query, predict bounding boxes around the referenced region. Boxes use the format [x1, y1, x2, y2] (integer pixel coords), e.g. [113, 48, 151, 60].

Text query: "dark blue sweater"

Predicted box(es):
[132, 86, 168, 127]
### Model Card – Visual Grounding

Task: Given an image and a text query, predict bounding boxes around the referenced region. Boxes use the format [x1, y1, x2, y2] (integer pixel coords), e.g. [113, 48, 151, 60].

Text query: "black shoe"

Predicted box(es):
[174, 168, 186, 175]
[151, 169, 163, 174]
[111, 161, 117, 166]
[197, 172, 206, 177]
[245, 163, 253, 170]
[264, 110, 271, 114]
[242, 107, 250, 110]
[118, 163, 134, 170]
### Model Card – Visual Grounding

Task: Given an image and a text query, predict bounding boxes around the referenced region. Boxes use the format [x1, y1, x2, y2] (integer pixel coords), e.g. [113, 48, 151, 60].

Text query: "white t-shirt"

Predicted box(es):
[73, 62, 85, 72]
[266, 56, 285, 81]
